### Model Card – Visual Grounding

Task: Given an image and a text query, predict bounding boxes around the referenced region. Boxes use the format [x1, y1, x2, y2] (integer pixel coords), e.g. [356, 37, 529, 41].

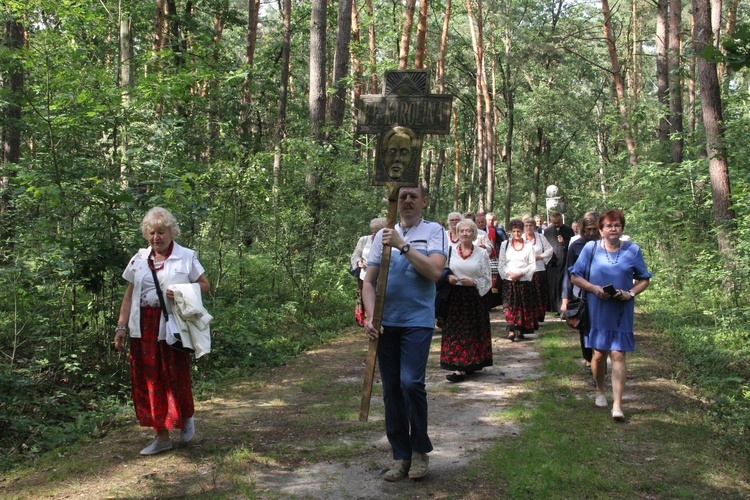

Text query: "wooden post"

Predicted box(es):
[359, 184, 399, 422]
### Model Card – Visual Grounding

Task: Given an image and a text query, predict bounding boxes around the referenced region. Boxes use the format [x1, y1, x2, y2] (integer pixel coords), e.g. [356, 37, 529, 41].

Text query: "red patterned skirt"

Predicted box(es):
[129, 306, 194, 432]
[355, 279, 365, 326]
[502, 280, 536, 331]
[440, 285, 493, 372]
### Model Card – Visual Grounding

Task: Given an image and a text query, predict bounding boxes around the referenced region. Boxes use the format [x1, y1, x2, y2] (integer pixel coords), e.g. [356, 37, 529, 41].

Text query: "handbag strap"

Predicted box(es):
[577, 243, 597, 298]
[149, 259, 170, 321]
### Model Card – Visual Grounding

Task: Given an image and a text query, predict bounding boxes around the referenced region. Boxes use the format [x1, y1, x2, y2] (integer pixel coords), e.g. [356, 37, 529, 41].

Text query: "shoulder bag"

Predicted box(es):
[562, 244, 596, 330]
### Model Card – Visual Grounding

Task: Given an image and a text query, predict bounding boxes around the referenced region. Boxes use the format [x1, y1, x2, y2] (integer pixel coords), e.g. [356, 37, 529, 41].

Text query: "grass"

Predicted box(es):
[465, 319, 750, 499]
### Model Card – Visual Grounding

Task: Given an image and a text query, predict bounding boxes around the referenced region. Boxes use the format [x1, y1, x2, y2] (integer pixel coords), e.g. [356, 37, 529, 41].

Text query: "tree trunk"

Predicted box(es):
[669, 0, 684, 163]
[309, 0, 327, 141]
[1, 18, 24, 259]
[119, 11, 133, 178]
[465, 0, 491, 212]
[692, 0, 733, 253]
[398, 0, 416, 69]
[656, 0, 669, 145]
[329, 0, 352, 129]
[365, 0, 377, 92]
[352, 1, 363, 108]
[436, 0, 451, 93]
[429, 149, 445, 216]
[602, 0, 638, 166]
[240, 0, 261, 140]
[453, 106, 460, 210]
[631, 0, 639, 102]
[688, 13, 697, 135]
[414, 0, 428, 68]
[274, 0, 292, 260]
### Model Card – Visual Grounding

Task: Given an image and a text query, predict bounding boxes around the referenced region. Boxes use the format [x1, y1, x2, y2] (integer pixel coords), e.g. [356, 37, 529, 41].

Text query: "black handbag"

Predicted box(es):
[562, 244, 596, 331]
[149, 259, 194, 353]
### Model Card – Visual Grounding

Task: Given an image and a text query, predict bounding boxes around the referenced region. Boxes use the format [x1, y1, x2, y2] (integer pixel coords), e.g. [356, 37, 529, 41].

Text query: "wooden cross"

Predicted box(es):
[356, 69, 453, 422]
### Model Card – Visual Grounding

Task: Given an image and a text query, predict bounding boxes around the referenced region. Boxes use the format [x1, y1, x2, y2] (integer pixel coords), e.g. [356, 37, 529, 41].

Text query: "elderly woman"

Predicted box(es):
[445, 212, 462, 249]
[561, 211, 600, 374]
[440, 220, 493, 382]
[570, 210, 652, 421]
[498, 218, 536, 341]
[522, 215, 553, 332]
[350, 217, 387, 326]
[114, 207, 210, 455]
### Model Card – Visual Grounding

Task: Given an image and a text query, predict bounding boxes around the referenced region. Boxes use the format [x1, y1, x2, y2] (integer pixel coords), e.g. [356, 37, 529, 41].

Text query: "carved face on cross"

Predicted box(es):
[380, 126, 417, 180]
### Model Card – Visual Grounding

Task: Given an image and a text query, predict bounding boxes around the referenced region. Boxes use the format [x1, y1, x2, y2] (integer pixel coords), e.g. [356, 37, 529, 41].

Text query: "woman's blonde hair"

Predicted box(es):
[141, 207, 180, 239]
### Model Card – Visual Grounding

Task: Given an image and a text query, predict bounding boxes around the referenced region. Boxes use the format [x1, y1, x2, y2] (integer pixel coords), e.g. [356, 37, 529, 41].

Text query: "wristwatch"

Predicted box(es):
[400, 244, 411, 255]
[628, 291, 635, 299]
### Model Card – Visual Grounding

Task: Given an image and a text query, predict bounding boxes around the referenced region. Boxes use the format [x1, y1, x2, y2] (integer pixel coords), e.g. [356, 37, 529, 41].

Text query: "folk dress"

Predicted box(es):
[440, 245, 493, 372]
[498, 239, 536, 332]
[122, 243, 205, 432]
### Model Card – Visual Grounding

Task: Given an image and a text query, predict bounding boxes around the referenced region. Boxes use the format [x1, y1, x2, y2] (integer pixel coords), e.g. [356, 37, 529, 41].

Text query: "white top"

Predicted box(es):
[122, 243, 205, 339]
[523, 233, 554, 272]
[350, 234, 375, 280]
[497, 239, 536, 282]
[474, 229, 493, 255]
[448, 245, 492, 296]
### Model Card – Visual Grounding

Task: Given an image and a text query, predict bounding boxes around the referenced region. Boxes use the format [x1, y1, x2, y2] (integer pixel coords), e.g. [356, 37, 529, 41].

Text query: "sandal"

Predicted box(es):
[507, 332, 516, 342]
[446, 372, 466, 382]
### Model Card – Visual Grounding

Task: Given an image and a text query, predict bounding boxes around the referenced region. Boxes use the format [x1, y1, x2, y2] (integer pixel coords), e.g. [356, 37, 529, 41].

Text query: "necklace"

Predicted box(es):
[148, 241, 174, 272]
[449, 232, 459, 243]
[511, 239, 524, 251]
[602, 240, 620, 265]
[401, 219, 422, 237]
[457, 243, 474, 259]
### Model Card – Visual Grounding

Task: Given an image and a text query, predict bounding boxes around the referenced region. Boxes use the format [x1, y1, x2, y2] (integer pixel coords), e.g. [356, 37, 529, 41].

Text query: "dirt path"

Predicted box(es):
[2, 309, 547, 499]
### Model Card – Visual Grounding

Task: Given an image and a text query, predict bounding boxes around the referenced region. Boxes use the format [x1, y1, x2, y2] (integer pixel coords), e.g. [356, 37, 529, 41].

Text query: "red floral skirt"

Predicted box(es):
[440, 286, 493, 371]
[129, 306, 194, 432]
[355, 279, 365, 326]
[502, 280, 536, 331]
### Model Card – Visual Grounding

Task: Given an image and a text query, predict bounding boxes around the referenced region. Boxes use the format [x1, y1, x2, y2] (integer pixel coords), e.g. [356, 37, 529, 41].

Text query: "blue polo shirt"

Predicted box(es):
[368, 220, 448, 328]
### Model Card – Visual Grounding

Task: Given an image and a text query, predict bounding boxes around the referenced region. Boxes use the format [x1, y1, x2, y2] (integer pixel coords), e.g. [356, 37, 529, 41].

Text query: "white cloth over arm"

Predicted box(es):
[167, 283, 213, 358]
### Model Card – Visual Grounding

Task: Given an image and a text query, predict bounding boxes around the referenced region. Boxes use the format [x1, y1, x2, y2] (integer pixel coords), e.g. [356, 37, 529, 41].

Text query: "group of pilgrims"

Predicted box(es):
[350, 210, 576, 383]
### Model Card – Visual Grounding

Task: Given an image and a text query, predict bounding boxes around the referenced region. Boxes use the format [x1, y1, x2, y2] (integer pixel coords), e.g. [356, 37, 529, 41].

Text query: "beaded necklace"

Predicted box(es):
[449, 231, 459, 243]
[511, 239, 524, 251]
[602, 240, 621, 265]
[148, 241, 174, 272]
[457, 243, 474, 259]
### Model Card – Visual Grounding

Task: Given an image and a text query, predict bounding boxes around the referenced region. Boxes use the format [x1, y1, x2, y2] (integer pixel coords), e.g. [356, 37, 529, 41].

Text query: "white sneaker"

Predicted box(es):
[181, 417, 195, 442]
[595, 394, 608, 408]
[140, 437, 173, 456]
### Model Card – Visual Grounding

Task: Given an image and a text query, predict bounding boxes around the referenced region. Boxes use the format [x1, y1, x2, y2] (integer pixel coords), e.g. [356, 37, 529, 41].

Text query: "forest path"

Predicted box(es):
[2, 310, 564, 499]
[0, 311, 750, 499]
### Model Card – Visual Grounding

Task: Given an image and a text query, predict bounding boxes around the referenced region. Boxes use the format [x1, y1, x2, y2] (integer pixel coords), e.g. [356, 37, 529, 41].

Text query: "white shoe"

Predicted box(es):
[595, 394, 608, 408]
[612, 408, 625, 422]
[181, 417, 195, 442]
[140, 437, 173, 456]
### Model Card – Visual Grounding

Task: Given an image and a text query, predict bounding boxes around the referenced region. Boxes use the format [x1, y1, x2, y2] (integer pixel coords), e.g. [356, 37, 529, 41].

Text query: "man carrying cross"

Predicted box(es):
[362, 185, 447, 481]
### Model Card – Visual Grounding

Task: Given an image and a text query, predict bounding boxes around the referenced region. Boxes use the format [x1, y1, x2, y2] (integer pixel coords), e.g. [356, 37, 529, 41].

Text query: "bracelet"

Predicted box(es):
[115, 326, 127, 332]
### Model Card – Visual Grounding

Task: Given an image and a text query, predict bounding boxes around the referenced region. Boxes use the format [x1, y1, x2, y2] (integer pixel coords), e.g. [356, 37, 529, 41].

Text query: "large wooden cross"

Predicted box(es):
[356, 69, 453, 422]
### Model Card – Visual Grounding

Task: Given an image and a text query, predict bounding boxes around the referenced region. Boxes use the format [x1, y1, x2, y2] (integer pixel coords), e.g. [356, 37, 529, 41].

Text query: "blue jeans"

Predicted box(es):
[377, 326, 434, 460]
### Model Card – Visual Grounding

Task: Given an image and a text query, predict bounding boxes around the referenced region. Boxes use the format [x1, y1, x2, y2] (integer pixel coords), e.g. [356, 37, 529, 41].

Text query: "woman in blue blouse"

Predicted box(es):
[570, 210, 652, 422]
